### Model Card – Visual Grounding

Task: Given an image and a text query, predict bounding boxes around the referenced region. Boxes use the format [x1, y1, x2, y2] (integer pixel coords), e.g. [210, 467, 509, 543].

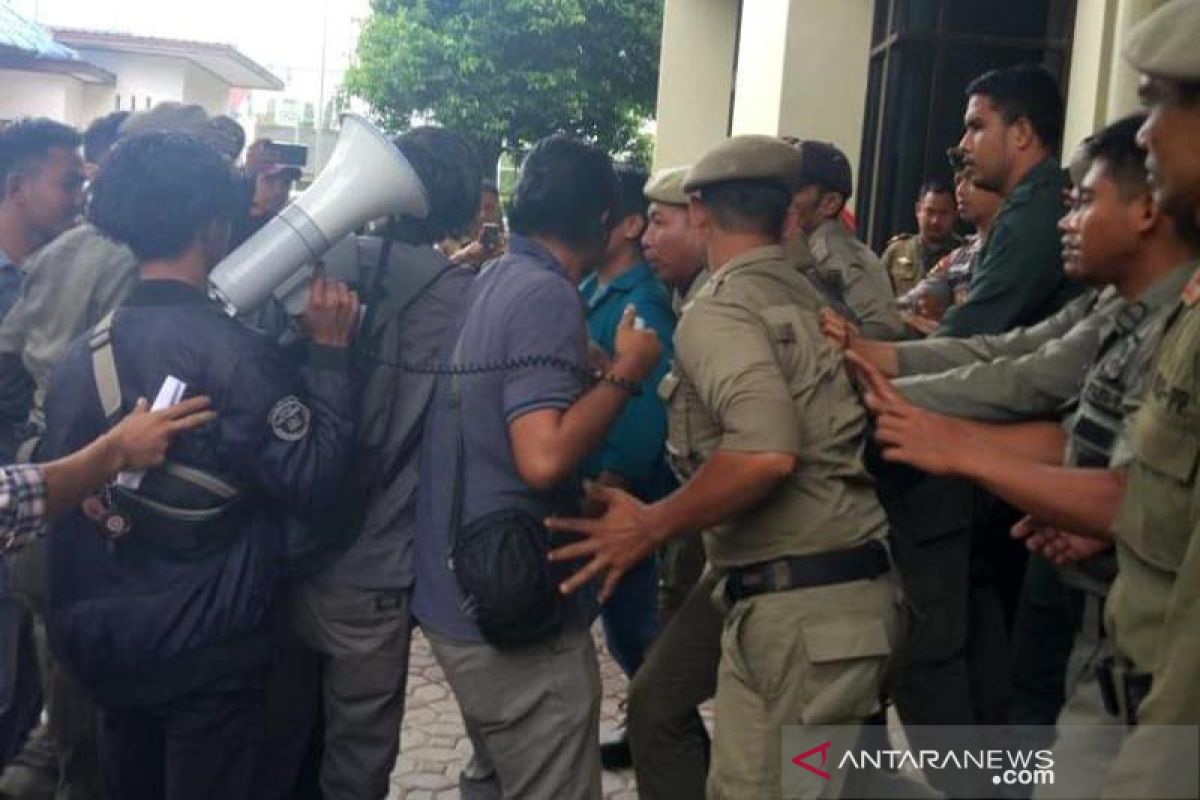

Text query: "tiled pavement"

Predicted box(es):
[388, 626, 641, 799]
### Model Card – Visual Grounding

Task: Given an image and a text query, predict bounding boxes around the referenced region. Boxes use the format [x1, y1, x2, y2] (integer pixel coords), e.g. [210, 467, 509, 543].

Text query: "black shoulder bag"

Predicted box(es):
[445, 351, 566, 649]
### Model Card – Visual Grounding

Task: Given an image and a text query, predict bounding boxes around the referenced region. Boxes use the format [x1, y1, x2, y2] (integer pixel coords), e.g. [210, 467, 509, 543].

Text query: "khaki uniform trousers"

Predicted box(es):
[709, 574, 902, 800]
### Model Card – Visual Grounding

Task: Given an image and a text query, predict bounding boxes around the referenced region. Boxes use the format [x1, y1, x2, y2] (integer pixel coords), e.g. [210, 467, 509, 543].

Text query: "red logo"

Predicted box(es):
[792, 741, 832, 780]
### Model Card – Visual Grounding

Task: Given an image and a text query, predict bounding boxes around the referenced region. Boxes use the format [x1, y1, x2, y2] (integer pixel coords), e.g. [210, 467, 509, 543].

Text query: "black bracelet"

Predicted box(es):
[594, 369, 642, 396]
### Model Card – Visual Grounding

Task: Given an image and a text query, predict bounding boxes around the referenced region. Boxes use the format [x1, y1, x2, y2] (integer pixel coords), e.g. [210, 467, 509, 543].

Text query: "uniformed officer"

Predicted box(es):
[36, 132, 359, 800]
[1099, 3, 1200, 796]
[640, 165, 707, 621]
[620, 165, 716, 800]
[643, 166, 709, 318]
[786, 140, 908, 339]
[843, 112, 1200, 799]
[881, 178, 963, 297]
[548, 135, 901, 799]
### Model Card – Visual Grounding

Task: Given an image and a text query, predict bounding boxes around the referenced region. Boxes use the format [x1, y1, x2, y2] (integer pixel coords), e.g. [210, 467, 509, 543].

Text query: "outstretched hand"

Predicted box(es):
[819, 308, 859, 350]
[108, 395, 216, 471]
[545, 481, 662, 602]
[846, 350, 965, 476]
[1011, 515, 1112, 565]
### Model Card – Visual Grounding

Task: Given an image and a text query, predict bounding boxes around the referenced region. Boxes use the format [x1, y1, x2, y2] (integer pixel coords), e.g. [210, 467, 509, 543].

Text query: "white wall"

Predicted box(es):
[183, 62, 232, 115]
[1062, 0, 1170, 154]
[651, 0, 739, 170]
[72, 49, 186, 114]
[0, 70, 76, 124]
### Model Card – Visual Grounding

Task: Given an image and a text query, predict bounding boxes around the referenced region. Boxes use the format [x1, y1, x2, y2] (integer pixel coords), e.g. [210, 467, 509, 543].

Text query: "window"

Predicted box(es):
[857, 0, 1076, 249]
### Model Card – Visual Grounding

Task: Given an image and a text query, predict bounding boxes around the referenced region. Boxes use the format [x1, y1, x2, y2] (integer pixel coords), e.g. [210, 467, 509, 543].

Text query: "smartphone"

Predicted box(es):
[480, 223, 501, 249]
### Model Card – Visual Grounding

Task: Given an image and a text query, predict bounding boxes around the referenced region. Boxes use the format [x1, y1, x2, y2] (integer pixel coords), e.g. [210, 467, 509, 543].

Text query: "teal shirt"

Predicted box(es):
[579, 261, 677, 501]
[938, 158, 1081, 337]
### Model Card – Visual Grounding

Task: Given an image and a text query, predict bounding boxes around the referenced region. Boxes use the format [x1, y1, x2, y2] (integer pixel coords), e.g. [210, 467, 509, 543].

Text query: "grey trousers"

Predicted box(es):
[259, 583, 412, 800]
[426, 625, 602, 800]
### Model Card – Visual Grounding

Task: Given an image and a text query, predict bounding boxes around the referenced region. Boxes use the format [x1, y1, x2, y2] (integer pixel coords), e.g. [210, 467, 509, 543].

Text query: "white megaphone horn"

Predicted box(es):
[209, 113, 428, 315]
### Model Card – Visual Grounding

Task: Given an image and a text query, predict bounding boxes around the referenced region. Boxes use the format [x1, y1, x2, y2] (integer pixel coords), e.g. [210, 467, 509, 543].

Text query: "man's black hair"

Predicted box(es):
[698, 180, 792, 239]
[88, 132, 239, 262]
[966, 64, 1064, 153]
[917, 177, 954, 201]
[613, 164, 650, 222]
[83, 111, 130, 164]
[391, 127, 482, 244]
[508, 135, 617, 250]
[1082, 114, 1150, 198]
[0, 118, 81, 199]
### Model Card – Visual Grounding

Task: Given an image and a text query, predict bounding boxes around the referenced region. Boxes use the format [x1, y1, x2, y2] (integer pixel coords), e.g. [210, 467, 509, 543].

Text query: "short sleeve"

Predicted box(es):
[676, 300, 801, 455]
[502, 277, 589, 423]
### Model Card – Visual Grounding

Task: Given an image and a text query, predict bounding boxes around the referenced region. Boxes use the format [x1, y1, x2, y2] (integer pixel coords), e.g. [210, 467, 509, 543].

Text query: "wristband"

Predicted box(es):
[594, 369, 641, 396]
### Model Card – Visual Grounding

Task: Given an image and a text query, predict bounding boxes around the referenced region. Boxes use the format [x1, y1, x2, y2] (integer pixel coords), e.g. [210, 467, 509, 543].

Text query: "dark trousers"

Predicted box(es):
[0, 605, 41, 767]
[600, 555, 660, 677]
[97, 673, 265, 800]
[627, 569, 721, 800]
[1008, 554, 1083, 757]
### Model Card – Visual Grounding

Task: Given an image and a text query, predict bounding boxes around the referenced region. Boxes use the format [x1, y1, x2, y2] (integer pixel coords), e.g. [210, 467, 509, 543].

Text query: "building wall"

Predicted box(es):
[651, 0, 739, 169]
[72, 49, 186, 114]
[183, 62, 232, 115]
[0, 70, 76, 124]
[655, 0, 874, 181]
[1061, 0, 1167, 154]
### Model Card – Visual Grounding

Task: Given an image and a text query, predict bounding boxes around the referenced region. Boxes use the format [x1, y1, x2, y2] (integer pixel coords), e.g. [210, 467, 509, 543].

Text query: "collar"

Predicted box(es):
[125, 279, 214, 308]
[715, 244, 786, 278]
[581, 261, 656, 310]
[1141, 259, 1200, 310]
[1005, 158, 1063, 204]
[507, 233, 571, 279]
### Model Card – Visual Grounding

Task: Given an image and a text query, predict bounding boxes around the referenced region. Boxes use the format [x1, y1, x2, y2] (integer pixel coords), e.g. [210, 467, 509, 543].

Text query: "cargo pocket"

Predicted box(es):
[1122, 407, 1200, 568]
[798, 617, 893, 724]
[660, 370, 695, 482]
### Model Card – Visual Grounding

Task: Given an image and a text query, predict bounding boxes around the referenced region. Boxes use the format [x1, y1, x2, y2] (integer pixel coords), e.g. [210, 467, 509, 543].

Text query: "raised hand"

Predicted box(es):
[544, 481, 661, 602]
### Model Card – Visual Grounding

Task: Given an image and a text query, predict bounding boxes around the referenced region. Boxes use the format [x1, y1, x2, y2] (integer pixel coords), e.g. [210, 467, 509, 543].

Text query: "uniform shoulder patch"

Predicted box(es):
[1182, 268, 1200, 307]
[269, 396, 312, 442]
[885, 232, 912, 247]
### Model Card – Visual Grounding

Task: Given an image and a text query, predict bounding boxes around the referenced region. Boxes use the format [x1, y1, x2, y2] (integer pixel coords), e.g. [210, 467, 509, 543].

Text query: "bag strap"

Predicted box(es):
[447, 336, 468, 563]
[360, 234, 454, 347]
[88, 310, 122, 423]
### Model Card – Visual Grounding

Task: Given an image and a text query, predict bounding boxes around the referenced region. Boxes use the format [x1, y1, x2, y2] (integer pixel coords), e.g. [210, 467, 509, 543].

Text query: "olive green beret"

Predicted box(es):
[643, 166, 690, 205]
[682, 135, 804, 193]
[1123, 0, 1200, 82]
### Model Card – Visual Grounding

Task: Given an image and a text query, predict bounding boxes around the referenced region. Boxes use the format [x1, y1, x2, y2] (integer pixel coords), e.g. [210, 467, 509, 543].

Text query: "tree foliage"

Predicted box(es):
[345, 0, 663, 170]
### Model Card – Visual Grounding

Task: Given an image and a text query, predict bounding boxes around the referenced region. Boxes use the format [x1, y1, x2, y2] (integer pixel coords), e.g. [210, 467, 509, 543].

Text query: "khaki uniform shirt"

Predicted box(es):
[895, 289, 1116, 421]
[670, 267, 710, 316]
[881, 233, 962, 297]
[1101, 265, 1200, 799]
[0, 224, 138, 430]
[806, 219, 907, 340]
[1107, 265, 1200, 717]
[660, 244, 888, 569]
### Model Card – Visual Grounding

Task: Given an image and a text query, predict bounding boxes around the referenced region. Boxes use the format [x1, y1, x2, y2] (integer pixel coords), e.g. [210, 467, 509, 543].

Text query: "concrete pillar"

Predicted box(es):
[651, 0, 740, 170]
[730, 0, 874, 190]
[1062, 0, 1170, 153]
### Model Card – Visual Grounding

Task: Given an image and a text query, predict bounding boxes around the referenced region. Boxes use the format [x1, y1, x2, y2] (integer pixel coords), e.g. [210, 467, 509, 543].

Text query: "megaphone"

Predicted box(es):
[209, 113, 428, 315]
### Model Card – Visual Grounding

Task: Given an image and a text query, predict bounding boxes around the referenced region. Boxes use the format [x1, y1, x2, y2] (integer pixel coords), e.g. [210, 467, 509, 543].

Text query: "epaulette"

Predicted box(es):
[885, 232, 913, 247]
[1183, 268, 1200, 307]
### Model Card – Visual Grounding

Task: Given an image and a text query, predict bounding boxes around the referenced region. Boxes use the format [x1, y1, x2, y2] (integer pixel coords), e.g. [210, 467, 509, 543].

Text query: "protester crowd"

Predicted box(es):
[0, 2, 1199, 799]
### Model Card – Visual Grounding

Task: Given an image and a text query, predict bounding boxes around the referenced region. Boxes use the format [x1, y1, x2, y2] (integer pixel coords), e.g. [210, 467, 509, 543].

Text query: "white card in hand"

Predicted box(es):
[114, 375, 187, 490]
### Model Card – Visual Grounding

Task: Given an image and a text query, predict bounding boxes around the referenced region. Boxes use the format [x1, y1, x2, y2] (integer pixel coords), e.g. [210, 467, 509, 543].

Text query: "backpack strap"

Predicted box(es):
[88, 311, 123, 423]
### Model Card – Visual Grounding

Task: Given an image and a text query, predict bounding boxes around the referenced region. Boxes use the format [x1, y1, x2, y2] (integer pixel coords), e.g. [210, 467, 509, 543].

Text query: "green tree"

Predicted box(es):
[345, 0, 663, 170]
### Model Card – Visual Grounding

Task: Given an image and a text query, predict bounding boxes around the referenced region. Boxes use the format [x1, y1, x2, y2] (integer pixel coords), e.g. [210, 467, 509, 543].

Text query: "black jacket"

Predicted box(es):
[40, 280, 355, 707]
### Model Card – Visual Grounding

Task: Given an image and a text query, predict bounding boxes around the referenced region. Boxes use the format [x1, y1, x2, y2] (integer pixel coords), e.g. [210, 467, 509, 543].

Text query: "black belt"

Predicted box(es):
[725, 540, 890, 602]
[1097, 656, 1152, 726]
